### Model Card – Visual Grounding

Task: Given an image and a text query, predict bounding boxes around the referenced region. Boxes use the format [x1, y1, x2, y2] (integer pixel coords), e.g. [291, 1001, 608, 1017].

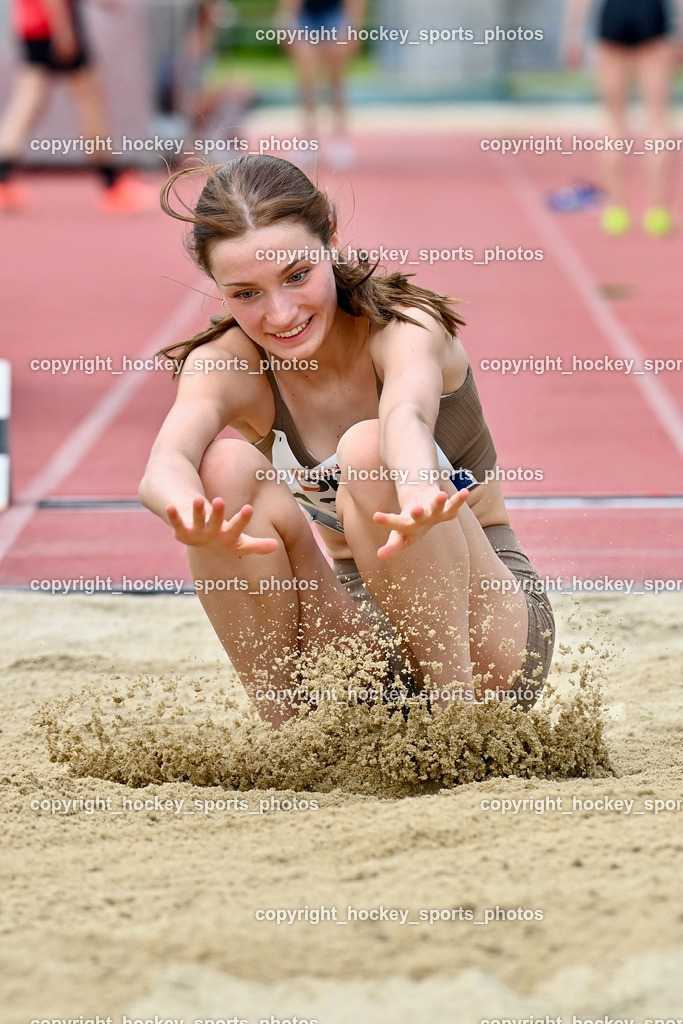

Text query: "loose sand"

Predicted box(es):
[2, 590, 683, 1023]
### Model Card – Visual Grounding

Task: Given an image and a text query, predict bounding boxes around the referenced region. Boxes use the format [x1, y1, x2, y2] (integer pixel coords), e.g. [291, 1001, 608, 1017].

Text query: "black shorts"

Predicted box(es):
[22, 35, 90, 73]
[598, 0, 671, 47]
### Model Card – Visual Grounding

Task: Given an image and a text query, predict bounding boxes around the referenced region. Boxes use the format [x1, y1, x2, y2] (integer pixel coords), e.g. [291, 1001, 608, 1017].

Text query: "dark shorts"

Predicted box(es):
[483, 523, 555, 707]
[598, 0, 671, 47]
[297, 2, 345, 34]
[333, 523, 555, 712]
[22, 35, 90, 73]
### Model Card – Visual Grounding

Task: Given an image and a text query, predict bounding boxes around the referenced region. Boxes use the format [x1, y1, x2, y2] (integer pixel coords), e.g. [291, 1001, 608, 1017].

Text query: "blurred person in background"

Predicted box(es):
[0, 0, 154, 212]
[275, 0, 365, 168]
[564, 0, 683, 236]
[156, 0, 254, 162]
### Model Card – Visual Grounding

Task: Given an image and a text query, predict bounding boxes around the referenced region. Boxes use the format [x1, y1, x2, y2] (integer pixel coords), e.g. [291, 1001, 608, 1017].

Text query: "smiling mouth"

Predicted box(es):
[272, 317, 312, 339]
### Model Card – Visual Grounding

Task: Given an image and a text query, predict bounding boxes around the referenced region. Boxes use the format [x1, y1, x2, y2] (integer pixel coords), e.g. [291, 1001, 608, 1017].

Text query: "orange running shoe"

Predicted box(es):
[0, 181, 30, 212]
[99, 172, 156, 214]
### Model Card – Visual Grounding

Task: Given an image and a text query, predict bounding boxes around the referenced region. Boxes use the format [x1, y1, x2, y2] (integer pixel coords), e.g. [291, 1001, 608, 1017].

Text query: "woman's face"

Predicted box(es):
[210, 220, 340, 361]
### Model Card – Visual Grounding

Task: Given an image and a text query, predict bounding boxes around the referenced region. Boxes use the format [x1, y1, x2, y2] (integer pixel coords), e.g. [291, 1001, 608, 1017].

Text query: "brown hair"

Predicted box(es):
[159, 155, 466, 376]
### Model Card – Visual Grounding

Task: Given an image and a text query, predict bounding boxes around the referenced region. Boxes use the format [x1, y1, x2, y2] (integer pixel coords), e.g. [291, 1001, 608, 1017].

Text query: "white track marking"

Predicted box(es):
[0, 289, 202, 565]
[0, 360, 10, 511]
[501, 161, 683, 460]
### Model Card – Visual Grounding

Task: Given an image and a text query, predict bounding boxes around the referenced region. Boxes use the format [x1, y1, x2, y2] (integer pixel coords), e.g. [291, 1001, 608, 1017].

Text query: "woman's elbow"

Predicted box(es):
[137, 474, 152, 511]
[138, 462, 160, 512]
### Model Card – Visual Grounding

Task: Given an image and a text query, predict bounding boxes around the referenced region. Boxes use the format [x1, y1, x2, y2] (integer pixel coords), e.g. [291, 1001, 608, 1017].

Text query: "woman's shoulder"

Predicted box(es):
[175, 323, 275, 439]
[368, 305, 462, 358]
[183, 321, 263, 372]
[368, 306, 470, 388]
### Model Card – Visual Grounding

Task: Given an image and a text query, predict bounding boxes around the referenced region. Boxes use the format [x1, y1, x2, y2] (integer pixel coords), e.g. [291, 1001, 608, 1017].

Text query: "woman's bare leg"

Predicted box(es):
[595, 41, 632, 209]
[335, 421, 529, 706]
[188, 438, 378, 727]
[66, 66, 109, 146]
[0, 64, 50, 157]
[322, 41, 349, 138]
[636, 36, 676, 211]
[290, 42, 319, 138]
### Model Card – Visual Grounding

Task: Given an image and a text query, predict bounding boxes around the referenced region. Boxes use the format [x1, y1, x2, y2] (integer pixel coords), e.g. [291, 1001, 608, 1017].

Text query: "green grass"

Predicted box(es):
[212, 50, 683, 104]
[213, 49, 376, 90]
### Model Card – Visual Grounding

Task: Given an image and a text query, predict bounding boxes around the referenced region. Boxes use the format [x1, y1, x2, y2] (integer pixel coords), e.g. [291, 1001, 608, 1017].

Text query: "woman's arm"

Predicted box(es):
[368, 311, 470, 559]
[138, 394, 225, 526]
[139, 336, 277, 555]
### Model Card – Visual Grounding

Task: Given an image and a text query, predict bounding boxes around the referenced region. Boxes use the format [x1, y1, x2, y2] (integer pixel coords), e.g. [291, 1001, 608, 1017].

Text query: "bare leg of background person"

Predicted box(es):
[0, 65, 51, 208]
[290, 41, 319, 140]
[67, 67, 155, 211]
[66, 65, 109, 160]
[637, 36, 676, 221]
[0, 65, 50, 163]
[595, 42, 632, 214]
[325, 41, 347, 138]
[323, 40, 354, 166]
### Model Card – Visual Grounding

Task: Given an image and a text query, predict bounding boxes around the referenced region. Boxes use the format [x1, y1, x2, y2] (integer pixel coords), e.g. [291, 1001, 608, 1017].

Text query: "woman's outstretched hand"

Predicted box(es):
[166, 496, 279, 555]
[373, 487, 469, 560]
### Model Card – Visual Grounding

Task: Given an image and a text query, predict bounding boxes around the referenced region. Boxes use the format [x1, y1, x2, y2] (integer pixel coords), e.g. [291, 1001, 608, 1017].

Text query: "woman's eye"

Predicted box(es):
[288, 268, 309, 284]
[234, 290, 257, 301]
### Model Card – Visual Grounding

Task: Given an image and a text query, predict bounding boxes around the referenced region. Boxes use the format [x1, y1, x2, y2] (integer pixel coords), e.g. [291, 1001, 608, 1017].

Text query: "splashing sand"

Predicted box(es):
[33, 604, 613, 795]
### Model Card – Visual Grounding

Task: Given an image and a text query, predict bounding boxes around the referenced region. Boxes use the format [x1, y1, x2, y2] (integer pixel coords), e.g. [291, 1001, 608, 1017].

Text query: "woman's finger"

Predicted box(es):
[373, 510, 414, 531]
[373, 487, 470, 551]
[218, 504, 280, 555]
[377, 529, 411, 560]
[166, 503, 193, 541]
[221, 503, 255, 542]
[440, 489, 469, 518]
[232, 533, 280, 556]
[205, 497, 227, 534]
[166, 502, 180, 524]
[191, 495, 208, 529]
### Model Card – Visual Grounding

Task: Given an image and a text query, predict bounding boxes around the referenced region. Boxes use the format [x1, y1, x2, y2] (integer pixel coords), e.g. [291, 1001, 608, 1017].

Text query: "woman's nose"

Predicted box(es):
[264, 289, 298, 330]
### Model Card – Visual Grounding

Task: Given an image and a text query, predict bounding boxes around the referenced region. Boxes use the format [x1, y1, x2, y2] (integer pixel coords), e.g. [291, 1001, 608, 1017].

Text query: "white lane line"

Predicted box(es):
[506, 496, 683, 509]
[0, 360, 10, 511]
[535, 549, 681, 555]
[32, 494, 683, 510]
[0, 289, 202, 566]
[500, 160, 683, 461]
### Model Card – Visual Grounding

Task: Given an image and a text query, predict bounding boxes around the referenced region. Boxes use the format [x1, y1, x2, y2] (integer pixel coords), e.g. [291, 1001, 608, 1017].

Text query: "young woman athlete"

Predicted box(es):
[139, 155, 555, 728]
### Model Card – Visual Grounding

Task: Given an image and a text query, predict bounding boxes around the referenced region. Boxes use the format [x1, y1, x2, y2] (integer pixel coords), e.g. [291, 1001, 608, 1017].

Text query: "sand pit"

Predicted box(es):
[2, 590, 683, 1022]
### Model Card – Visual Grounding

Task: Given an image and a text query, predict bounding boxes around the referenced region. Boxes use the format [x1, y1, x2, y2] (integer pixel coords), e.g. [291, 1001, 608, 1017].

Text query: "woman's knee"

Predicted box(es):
[337, 419, 396, 511]
[337, 419, 381, 471]
[198, 438, 271, 499]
